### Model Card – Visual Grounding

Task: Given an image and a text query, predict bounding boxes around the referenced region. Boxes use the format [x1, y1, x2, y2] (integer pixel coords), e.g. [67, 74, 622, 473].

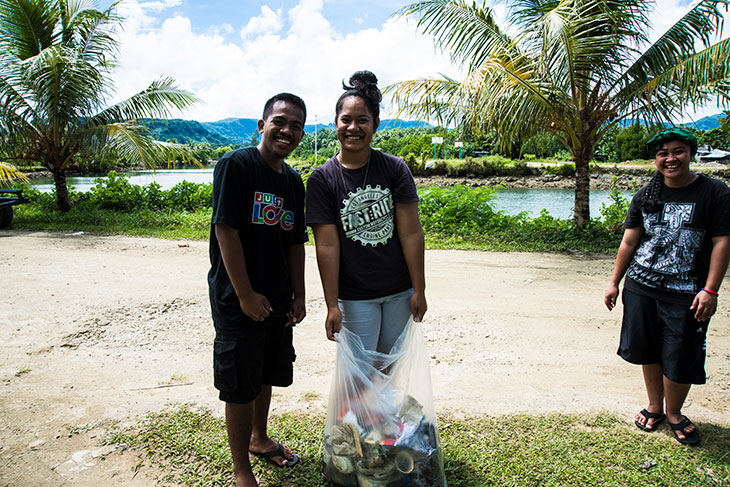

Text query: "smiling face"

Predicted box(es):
[655, 139, 693, 187]
[257, 100, 305, 167]
[335, 96, 379, 159]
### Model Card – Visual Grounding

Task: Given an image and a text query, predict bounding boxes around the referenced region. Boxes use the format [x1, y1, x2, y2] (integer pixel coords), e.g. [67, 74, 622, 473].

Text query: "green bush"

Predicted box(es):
[165, 180, 213, 211]
[404, 152, 424, 176]
[544, 163, 576, 177]
[417, 185, 622, 252]
[88, 171, 147, 211]
[599, 176, 631, 234]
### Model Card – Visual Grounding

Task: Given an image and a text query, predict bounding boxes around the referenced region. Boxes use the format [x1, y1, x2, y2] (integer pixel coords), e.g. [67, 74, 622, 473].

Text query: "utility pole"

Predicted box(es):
[314, 115, 318, 166]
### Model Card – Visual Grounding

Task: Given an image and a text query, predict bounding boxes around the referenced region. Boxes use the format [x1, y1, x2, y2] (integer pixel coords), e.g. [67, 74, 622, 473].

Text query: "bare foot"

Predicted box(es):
[235, 469, 258, 487]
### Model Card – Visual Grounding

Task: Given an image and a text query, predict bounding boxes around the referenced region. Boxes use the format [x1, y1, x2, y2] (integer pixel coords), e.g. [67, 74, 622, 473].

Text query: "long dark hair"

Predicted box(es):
[640, 171, 664, 214]
[335, 70, 382, 121]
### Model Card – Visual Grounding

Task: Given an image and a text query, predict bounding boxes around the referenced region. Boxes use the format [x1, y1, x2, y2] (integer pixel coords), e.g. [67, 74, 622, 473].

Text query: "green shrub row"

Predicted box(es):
[24, 171, 213, 212]
[14, 173, 629, 252]
[403, 155, 538, 178]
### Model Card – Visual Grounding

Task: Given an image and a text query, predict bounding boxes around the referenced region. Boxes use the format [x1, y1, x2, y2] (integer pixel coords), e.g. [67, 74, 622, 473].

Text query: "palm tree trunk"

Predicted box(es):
[573, 155, 590, 228]
[52, 170, 71, 212]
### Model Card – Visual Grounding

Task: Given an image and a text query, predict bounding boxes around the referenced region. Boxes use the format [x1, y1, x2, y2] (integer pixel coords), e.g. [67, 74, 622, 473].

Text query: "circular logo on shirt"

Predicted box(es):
[340, 184, 394, 247]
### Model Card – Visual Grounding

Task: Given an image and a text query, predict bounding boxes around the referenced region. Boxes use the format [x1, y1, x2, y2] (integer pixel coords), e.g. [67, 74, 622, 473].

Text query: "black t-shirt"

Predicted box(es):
[208, 148, 307, 325]
[305, 150, 418, 300]
[623, 174, 730, 305]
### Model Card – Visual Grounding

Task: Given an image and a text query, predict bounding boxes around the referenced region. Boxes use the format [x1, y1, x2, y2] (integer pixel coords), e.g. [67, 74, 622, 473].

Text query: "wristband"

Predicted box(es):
[702, 287, 718, 297]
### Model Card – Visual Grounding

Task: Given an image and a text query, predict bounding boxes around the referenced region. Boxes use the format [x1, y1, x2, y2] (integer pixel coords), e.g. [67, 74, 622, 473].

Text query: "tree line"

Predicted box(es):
[288, 116, 730, 165]
[63, 114, 729, 172]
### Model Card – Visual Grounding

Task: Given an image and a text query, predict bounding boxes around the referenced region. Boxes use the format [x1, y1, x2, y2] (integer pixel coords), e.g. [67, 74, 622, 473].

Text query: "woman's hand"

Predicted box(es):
[410, 291, 427, 322]
[691, 290, 717, 322]
[325, 306, 343, 341]
[604, 284, 619, 311]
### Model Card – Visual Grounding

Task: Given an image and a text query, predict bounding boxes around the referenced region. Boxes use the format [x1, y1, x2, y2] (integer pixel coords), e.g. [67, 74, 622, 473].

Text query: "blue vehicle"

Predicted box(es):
[0, 189, 29, 229]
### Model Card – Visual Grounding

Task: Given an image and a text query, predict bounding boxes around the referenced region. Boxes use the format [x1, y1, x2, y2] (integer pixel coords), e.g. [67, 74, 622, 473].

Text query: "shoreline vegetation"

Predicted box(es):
[8, 158, 730, 253]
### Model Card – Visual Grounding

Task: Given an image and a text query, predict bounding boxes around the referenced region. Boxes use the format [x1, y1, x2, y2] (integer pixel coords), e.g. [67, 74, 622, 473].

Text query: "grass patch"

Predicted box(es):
[13, 204, 211, 240]
[107, 404, 730, 487]
[14, 367, 31, 377]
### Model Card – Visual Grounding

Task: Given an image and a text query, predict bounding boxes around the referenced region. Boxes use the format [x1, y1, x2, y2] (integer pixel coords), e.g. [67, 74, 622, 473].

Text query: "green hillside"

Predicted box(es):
[142, 117, 434, 145]
[143, 119, 230, 145]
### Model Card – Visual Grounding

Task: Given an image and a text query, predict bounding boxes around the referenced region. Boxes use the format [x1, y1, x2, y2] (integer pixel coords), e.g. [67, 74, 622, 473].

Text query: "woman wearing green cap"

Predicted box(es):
[604, 127, 730, 445]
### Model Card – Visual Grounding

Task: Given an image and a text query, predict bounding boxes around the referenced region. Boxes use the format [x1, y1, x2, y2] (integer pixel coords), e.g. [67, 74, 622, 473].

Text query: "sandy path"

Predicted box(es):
[1, 231, 728, 486]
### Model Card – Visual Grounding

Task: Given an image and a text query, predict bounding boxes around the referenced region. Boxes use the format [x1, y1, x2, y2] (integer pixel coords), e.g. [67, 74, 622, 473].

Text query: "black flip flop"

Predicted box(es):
[669, 416, 701, 446]
[635, 409, 665, 432]
[250, 442, 300, 468]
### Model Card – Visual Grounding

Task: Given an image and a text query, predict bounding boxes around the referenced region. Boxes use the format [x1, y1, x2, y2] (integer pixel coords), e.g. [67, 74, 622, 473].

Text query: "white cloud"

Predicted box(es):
[110, 0, 459, 122]
[138, 0, 181, 13]
[240, 6, 283, 39]
[108, 0, 727, 124]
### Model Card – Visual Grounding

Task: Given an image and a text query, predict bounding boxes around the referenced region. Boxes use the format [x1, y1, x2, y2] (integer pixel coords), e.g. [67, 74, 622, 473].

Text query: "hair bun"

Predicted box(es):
[348, 71, 378, 90]
[343, 70, 382, 104]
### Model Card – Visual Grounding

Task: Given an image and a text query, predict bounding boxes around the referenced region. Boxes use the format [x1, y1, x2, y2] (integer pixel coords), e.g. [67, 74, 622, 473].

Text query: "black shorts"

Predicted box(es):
[213, 315, 296, 403]
[618, 288, 708, 384]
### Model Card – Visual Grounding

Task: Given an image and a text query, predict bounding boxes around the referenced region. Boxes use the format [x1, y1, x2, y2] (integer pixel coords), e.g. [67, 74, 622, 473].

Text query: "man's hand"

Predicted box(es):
[325, 306, 342, 341]
[239, 292, 272, 322]
[287, 296, 306, 326]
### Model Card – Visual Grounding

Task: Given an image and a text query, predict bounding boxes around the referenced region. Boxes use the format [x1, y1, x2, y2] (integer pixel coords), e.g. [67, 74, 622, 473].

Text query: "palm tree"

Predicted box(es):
[388, 0, 730, 226]
[0, 0, 199, 210]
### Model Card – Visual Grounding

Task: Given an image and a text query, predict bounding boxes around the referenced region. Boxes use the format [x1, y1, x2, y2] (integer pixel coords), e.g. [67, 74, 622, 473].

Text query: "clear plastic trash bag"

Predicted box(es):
[322, 316, 447, 486]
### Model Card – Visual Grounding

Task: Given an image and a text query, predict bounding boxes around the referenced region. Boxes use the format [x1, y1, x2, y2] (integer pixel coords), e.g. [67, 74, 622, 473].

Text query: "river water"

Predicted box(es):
[30, 168, 633, 220]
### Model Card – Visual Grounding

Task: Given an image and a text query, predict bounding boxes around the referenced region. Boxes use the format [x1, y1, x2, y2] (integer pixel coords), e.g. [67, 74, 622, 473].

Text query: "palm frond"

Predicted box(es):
[396, 0, 516, 71]
[22, 45, 107, 120]
[64, 0, 121, 67]
[87, 77, 200, 126]
[100, 122, 200, 169]
[387, 75, 466, 128]
[617, 38, 730, 122]
[0, 161, 28, 183]
[619, 0, 729, 90]
[0, 0, 61, 59]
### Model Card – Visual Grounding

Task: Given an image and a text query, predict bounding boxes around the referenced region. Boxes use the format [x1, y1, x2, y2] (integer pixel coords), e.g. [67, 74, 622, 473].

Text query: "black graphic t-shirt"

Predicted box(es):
[305, 150, 419, 300]
[208, 148, 307, 327]
[623, 174, 730, 305]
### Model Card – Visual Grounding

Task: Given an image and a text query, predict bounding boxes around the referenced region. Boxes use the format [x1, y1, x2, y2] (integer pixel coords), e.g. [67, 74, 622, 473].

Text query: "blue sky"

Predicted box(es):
[169, 0, 412, 36]
[108, 0, 728, 124]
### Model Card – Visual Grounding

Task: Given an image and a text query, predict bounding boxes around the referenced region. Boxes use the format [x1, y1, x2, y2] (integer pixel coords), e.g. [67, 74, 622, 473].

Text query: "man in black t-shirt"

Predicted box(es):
[208, 93, 306, 487]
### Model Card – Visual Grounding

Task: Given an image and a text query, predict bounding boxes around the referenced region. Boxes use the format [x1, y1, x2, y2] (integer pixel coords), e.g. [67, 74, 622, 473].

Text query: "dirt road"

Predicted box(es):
[1, 231, 728, 486]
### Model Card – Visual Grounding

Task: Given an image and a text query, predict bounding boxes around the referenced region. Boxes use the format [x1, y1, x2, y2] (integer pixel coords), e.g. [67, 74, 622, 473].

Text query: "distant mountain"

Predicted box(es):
[145, 113, 725, 145]
[203, 118, 260, 144]
[142, 117, 435, 145]
[684, 112, 725, 131]
[302, 118, 432, 134]
[144, 119, 230, 145]
[615, 112, 725, 130]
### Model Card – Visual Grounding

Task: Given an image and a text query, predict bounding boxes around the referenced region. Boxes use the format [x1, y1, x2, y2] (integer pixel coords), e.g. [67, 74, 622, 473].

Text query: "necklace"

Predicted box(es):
[338, 150, 371, 194]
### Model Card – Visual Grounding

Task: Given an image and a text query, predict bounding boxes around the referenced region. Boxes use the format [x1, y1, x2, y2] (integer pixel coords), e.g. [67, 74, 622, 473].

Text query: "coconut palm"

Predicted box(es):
[0, 0, 199, 210]
[389, 0, 730, 226]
